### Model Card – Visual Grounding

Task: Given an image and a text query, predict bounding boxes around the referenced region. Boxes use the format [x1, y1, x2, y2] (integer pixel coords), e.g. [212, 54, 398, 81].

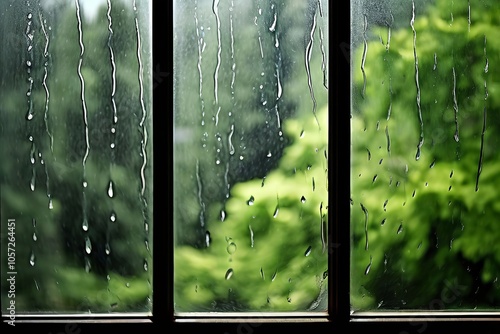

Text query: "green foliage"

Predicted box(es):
[351, 0, 500, 311]
[174, 107, 328, 312]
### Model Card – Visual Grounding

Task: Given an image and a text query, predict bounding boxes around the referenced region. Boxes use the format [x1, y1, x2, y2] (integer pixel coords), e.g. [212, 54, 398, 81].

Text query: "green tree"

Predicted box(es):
[0, 0, 152, 312]
[174, 106, 328, 312]
[351, 0, 500, 311]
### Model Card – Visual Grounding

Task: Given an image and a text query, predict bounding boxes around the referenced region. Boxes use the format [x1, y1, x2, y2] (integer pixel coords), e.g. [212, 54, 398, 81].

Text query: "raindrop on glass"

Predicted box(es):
[205, 231, 211, 247]
[107, 181, 114, 198]
[304, 245, 312, 257]
[365, 256, 373, 275]
[225, 268, 234, 280]
[82, 218, 89, 231]
[84, 258, 91, 273]
[85, 236, 92, 254]
[29, 251, 35, 266]
[271, 269, 278, 281]
[247, 196, 255, 206]
[227, 242, 237, 255]
[397, 223, 403, 234]
[273, 206, 279, 218]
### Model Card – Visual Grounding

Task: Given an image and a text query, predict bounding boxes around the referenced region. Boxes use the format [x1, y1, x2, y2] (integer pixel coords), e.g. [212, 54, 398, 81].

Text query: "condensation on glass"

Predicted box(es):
[0, 0, 153, 316]
[351, 0, 500, 313]
[173, 0, 328, 314]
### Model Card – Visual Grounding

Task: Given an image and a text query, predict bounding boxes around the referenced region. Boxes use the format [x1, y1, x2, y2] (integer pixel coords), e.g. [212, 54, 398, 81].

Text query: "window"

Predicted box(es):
[348, 0, 500, 331]
[3, 1, 500, 333]
[1, 0, 153, 323]
[173, 0, 328, 317]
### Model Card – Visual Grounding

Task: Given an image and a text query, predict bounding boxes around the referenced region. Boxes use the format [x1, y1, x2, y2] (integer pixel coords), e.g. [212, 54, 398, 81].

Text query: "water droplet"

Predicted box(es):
[82, 218, 88, 231]
[247, 196, 255, 206]
[48, 198, 53, 209]
[271, 269, 278, 281]
[260, 267, 265, 280]
[107, 181, 114, 198]
[105, 243, 111, 255]
[143, 259, 148, 271]
[110, 212, 116, 222]
[225, 268, 234, 280]
[273, 206, 279, 218]
[205, 231, 211, 247]
[29, 251, 35, 266]
[32, 232, 37, 242]
[301, 196, 306, 203]
[397, 223, 404, 234]
[267, 151, 272, 157]
[85, 236, 92, 254]
[304, 246, 312, 256]
[26, 60, 31, 67]
[365, 256, 373, 275]
[220, 210, 226, 222]
[381, 218, 386, 225]
[227, 242, 237, 255]
[83, 181, 88, 188]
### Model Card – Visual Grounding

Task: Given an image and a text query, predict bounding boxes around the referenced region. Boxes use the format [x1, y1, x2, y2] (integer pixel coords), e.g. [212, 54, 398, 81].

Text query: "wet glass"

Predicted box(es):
[173, 0, 328, 314]
[0, 0, 153, 316]
[351, 0, 500, 313]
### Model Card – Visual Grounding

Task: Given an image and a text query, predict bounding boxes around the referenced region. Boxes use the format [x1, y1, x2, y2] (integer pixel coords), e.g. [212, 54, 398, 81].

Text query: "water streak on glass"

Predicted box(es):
[361, 14, 367, 99]
[212, 0, 221, 105]
[452, 67, 459, 142]
[305, 3, 319, 128]
[40, 11, 54, 153]
[410, 0, 424, 161]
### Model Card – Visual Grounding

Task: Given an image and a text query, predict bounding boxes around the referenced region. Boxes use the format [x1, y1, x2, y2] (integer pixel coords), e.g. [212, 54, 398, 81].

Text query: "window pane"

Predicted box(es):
[351, 0, 500, 312]
[173, 0, 328, 314]
[0, 0, 153, 315]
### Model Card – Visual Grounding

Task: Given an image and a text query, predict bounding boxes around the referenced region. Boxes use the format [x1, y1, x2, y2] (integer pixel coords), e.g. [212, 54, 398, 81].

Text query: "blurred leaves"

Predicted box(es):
[0, 0, 152, 313]
[351, 0, 500, 311]
[175, 107, 328, 312]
